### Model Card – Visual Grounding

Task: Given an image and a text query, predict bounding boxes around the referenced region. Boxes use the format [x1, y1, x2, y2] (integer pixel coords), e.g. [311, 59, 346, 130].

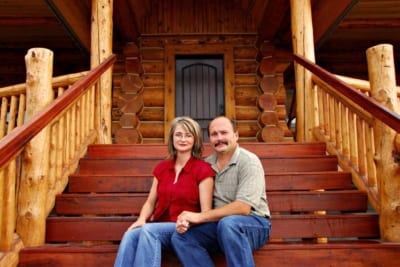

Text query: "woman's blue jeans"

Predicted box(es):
[171, 215, 271, 267]
[114, 222, 175, 267]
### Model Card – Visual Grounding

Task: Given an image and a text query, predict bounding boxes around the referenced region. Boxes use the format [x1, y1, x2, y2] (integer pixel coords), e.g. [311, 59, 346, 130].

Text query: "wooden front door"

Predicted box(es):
[175, 56, 225, 141]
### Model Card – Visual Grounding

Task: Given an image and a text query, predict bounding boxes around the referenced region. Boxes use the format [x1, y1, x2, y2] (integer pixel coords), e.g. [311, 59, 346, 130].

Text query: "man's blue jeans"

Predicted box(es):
[114, 222, 175, 267]
[171, 215, 271, 267]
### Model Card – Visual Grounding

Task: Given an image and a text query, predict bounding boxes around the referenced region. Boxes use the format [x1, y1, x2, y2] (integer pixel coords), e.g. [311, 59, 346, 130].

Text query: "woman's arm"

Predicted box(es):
[127, 177, 158, 230]
[198, 177, 214, 212]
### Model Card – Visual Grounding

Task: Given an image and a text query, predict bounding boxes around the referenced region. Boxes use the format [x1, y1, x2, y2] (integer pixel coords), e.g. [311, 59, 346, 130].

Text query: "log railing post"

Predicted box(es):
[290, 0, 316, 141]
[16, 48, 54, 246]
[366, 44, 400, 241]
[91, 0, 113, 144]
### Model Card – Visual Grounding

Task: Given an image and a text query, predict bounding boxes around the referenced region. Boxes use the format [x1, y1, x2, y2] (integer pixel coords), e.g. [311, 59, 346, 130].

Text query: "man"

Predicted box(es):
[172, 116, 271, 267]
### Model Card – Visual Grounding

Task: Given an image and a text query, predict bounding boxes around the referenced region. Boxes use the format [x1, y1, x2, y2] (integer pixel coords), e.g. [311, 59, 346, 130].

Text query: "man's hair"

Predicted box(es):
[207, 116, 238, 136]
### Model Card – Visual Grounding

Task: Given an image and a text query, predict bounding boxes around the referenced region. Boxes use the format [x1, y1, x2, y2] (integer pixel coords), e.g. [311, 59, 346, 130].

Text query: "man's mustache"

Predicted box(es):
[214, 141, 228, 147]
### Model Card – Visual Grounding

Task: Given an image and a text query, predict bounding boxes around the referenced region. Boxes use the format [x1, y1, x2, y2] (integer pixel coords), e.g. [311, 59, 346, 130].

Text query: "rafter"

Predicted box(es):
[45, 0, 91, 54]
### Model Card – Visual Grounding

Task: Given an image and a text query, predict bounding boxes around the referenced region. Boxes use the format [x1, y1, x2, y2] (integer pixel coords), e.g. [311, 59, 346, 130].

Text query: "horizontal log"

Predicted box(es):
[125, 58, 144, 74]
[140, 48, 165, 60]
[142, 60, 164, 73]
[235, 106, 260, 120]
[139, 107, 164, 121]
[142, 87, 164, 106]
[142, 74, 164, 87]
[139, 122, 164, 138]
[123, 43, 140, 57]
[233, 46, 258, 59]
[237, 120, 260, 137]
[234, 60, 258, 74]
[235, 74, 258, 86]
[235, 86, 260, 106]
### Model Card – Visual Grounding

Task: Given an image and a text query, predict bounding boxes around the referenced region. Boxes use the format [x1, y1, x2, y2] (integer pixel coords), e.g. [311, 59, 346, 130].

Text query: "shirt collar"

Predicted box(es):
[207, 145, 240, 167]
[167, 156, 195, 173]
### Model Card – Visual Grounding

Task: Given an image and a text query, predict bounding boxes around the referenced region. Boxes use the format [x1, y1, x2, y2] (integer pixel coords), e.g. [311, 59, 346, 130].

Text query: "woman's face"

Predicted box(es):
[173, 124, 195, 154]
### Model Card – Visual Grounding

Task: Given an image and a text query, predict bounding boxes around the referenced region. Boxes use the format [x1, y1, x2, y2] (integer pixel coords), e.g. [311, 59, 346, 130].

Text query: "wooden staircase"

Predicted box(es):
[18, 142, 400, 266]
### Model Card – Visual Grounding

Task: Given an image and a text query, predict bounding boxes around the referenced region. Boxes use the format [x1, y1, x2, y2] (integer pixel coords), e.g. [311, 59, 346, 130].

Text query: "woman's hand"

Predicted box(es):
[127, 220, 145, 231]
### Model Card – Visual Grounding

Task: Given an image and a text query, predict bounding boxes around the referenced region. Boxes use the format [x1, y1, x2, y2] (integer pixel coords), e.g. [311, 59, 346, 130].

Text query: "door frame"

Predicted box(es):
[164, 44, 235, 141]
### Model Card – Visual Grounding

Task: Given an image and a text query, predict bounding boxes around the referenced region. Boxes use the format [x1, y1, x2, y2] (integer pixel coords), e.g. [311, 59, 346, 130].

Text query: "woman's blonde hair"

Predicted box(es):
[167, 116, 203, 159]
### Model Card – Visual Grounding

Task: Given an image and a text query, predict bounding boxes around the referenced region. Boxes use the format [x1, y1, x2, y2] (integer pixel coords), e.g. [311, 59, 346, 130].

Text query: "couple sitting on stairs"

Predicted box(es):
[114, 115, 271, 267]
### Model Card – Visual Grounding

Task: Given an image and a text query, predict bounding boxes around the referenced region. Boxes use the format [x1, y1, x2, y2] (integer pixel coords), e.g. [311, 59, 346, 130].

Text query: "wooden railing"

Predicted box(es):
[294, 45, 400, 242]
[0, 51, 116, 265]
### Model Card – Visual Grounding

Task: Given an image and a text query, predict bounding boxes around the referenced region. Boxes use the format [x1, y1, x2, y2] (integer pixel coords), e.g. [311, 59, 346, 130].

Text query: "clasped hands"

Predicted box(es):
[176, 211, 200, 234]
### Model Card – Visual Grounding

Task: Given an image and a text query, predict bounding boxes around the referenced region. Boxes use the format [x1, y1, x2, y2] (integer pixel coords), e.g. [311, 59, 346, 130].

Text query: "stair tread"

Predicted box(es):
[87, 142, 328, 158]
[44, 213, 379, 241]
[20, 240, 400, 253]
[19, 241, 400, 267]
[68, 171, 353, 192]
[77, 155, 339, 175]
[54, 190, 368, 215]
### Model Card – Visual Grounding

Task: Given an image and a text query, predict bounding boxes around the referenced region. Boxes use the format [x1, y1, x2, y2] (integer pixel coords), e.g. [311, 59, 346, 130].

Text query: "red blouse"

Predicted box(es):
[152, 157, 214, 222]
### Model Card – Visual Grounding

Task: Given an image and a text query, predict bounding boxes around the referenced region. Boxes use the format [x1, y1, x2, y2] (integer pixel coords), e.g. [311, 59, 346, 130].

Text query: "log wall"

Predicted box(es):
[111, 36, 294, 143]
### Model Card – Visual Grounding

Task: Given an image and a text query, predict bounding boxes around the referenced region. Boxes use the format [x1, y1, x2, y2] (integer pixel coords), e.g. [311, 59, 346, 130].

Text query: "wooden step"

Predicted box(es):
[68, 171, 353, 193]
[86, 142, 328, 158]
[45, 214, 379, 242]
[77, 155, 339, 175]
[19, 242, 400, 267]
[54, 190, 368, 215]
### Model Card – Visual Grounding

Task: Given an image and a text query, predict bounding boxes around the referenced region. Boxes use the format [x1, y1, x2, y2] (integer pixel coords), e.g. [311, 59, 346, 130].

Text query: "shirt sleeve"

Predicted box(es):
[195, 160, 215, 182]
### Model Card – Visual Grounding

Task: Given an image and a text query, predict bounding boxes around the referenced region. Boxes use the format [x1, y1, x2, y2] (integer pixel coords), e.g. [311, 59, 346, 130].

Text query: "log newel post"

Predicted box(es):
[91, 0, 113, 144]
[16, 48, 54, 246]
[366, 44, 400, 241]
[290, 0, 316, 142]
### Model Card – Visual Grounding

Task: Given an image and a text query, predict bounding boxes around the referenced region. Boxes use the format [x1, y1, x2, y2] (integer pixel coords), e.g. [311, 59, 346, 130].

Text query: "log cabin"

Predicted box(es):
[0, 0, 400, 266]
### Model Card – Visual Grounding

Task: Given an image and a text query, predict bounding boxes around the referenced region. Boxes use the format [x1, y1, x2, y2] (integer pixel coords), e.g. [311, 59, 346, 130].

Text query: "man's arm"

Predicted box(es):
[178, 200, 251, 224]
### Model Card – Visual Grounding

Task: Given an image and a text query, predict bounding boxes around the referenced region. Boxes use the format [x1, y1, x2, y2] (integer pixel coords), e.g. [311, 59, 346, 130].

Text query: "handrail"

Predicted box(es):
[0, 54, 116, 168]
[0, 71, 89, 97]
[294, 51, 400, 242]
[293, 54, 400, 132]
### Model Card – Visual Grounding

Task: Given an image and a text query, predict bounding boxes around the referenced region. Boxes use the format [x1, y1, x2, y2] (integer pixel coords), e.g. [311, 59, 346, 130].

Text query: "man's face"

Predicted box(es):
[208, 117, 239, 154]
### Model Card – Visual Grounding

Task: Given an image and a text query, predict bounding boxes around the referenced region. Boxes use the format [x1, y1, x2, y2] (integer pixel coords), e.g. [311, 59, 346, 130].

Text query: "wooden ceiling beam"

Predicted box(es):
[45, 0, 91, 55]
[256, 0, 289, 45]
[312, 0, 359, 48]
[0, 17, 59, 26]
[114, 0, 140, 43]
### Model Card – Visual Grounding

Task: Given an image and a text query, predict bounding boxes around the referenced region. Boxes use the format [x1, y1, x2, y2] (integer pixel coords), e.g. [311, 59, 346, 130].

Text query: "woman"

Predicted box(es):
[114, 116, 214, 267]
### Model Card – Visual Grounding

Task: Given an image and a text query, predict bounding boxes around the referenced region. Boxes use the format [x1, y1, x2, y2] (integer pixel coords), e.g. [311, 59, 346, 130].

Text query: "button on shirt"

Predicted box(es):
[206, 145, 270, 218]
[152, 157, 215, 222]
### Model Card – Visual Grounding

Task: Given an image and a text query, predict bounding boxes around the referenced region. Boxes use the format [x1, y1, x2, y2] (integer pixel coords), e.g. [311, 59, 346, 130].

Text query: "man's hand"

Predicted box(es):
[176, 211, 201, 233]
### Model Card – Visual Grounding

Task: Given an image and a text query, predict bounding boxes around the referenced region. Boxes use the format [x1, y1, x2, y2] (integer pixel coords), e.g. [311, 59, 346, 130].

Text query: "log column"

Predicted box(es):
[91, 0, 113, 144]
[16, 48, 54, 246]
[366, 44, 400, 241]
[290, 0, 316, 141]
[257, 42, 293, 142]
